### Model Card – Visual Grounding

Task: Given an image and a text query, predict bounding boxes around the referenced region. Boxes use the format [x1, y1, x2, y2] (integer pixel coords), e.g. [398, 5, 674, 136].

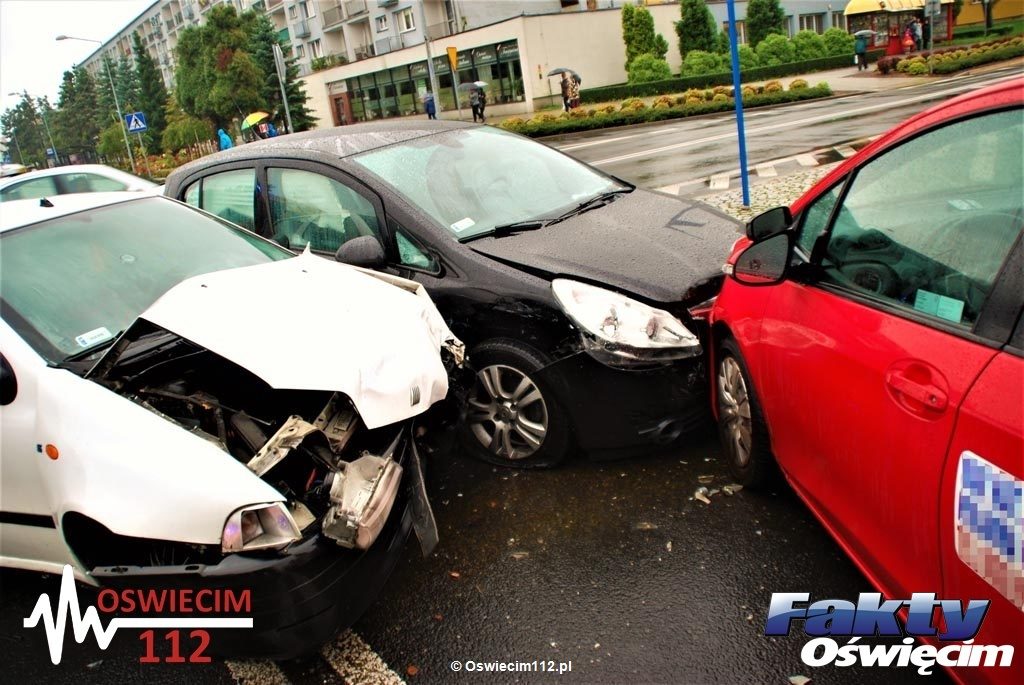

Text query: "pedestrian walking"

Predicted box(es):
[911, 18, 923, 51]
[568, 76, 581, 109]
[854, 34, 869, 71]
[470, 88, 483, 123]
[478, 88, 487, 122]
[217, 128, 233, 150]
[560, 74, 571, 112]
[424, 93, 437, 120]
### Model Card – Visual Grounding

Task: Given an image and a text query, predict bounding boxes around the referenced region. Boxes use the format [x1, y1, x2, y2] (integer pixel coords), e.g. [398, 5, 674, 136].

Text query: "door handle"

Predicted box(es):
[885, 370, 948, 411]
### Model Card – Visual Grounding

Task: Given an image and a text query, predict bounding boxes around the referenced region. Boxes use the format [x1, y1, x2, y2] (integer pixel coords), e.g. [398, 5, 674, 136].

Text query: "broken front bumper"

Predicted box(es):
[93, 430, 433, 660]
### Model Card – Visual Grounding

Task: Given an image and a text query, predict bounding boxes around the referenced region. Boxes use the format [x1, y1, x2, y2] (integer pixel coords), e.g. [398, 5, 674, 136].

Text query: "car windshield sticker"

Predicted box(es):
[954, 451, 1024, 607]
[74, 327, 113, 348]
[914, 289, 965, 323]
[450, 217, 475, 233]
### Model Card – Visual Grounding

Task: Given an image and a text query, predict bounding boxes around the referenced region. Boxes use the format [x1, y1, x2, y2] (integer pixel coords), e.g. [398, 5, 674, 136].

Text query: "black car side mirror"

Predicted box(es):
[732, 232, 793, 287]
[746, 206, 793, 241]
[0, 353, 17, 406]
[335, 235, 386, 269]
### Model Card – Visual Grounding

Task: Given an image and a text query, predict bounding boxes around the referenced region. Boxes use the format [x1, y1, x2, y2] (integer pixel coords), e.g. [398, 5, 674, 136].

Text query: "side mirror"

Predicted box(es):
[746, 206, 793, 241]
[732, 232, 792, 286]
[0, 353, 17, 406]
[335, 235, 386, 269]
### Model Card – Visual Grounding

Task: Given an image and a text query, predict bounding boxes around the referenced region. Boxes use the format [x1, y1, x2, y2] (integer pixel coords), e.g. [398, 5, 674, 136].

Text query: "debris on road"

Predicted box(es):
[634, 521, 659, 531]
[697, 475, 714, 484]
[449, 571, 461, 579]
[694, 487, 712, 505]
[788, 676, 812, 685]
[722, 484, 744, 496]
[510, 551, 530, 560]
[666, 541, 673, 552]
[406, 664, 420, 677]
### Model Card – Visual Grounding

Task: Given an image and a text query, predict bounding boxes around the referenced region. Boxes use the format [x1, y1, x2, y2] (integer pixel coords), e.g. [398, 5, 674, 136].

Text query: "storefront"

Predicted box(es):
[344, 39, 524, 123]
[844, 0, 954, 55]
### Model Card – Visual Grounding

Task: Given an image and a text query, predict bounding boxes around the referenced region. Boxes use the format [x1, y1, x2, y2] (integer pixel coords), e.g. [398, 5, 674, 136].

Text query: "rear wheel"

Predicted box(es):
[716, 338, 777, 488]
[460, 339, 571, 468]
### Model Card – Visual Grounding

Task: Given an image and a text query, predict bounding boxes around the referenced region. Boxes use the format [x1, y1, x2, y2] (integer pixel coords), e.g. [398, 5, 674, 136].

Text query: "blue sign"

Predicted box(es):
[125, 112, 147, 133]
[46, 148, 54, 157]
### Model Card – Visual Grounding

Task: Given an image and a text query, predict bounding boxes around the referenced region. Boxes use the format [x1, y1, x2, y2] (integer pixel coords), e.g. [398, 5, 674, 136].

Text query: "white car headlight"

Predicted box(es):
[551, 279, 701, 367]
[222, 502, 301, 553]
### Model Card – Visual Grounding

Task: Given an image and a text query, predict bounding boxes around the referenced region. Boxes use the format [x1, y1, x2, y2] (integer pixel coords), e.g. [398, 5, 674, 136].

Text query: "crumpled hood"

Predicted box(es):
[138, 251, 452, 429]
[468, 190, 741, 304]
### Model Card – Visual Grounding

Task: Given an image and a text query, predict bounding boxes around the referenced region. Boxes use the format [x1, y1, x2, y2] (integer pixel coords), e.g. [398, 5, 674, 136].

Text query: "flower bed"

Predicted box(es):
[501, 82, 832, 138]
[877, 35, 1024, 75]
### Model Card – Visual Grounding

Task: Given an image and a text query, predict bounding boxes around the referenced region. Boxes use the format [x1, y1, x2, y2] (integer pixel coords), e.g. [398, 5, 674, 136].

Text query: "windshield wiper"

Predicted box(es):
[546, 186, 635, 227]
[60, 332, 123, 364]
[460, 220, 548, 242]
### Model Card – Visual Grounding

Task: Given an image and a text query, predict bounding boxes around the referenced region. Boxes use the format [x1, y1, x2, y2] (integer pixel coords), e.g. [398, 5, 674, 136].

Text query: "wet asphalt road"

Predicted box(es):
[546, 68, 1020, 191]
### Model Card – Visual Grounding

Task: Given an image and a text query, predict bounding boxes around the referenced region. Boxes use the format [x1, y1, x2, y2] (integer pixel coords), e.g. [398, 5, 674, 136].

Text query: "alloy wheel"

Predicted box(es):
[467, 364, 548, 460]
[718, 356, 752, 467]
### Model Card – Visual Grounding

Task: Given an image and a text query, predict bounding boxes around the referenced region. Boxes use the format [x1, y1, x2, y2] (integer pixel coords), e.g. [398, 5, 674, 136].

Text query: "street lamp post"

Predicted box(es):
[9, 91, 59, 166]
[56, 35, 136, 173]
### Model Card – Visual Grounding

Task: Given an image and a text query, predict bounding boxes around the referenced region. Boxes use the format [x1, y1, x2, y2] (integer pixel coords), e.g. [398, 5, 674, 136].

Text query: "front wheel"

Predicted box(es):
[460, 339, 572, 469]
[716, 338, 777, 488]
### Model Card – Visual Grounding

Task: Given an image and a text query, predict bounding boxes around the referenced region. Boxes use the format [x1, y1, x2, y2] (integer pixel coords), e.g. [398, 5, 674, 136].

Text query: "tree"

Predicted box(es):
[1, 96, 47, 167]
[755, 33, 796, 66]
[681, 50, 725, 76]
[622, 3, 668, 69]
[95, 54, 120, 129]
[628, 54, 673, 83]
[241, 11, 315, 132]
[161, 94, 213, 153]
[133, 32, 169, 147]
[822, 27, 855, 56]
[676, 0, 717, 58]
[115, 56, 141, 117]
[746, 0, 786, 48]
[55, 66, 102, 159]
[792, 30, 826, 61]
[174, 4, 264, 129]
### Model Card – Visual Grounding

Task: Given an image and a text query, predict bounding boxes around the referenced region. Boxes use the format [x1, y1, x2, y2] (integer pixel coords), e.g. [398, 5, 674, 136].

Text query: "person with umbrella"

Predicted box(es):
[470, 87, 484, 123]
[854, 31, 871, 71]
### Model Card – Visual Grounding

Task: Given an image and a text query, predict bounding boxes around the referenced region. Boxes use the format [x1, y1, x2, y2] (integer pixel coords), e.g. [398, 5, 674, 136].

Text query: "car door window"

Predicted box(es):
[817, 108, 1022, 328]
[391, 220, 438, 272]
[67, 172, 127, 192]
[796, 183, 841, 255]
[267, 168, 381, 253]
[182, 169, 256, 231]
[1, 176, 58, 202]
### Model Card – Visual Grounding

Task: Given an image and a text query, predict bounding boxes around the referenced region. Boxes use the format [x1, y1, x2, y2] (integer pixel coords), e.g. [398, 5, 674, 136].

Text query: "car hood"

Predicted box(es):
[467, 190, 741, 304]
[136, 251, 453, 429]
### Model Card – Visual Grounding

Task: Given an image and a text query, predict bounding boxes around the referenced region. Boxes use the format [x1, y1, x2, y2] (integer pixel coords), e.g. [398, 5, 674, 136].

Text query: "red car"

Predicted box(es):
[709, 77, 1022, 684]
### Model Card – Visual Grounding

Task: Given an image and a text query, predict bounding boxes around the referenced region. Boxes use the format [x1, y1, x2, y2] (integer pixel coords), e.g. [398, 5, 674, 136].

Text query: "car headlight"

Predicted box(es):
[551, 279, 701, 367]
[222, 502, 301, 553]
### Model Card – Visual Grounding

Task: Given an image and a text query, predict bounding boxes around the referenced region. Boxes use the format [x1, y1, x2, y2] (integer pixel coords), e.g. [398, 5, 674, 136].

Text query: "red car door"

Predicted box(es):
[754, 106, 1023, 601]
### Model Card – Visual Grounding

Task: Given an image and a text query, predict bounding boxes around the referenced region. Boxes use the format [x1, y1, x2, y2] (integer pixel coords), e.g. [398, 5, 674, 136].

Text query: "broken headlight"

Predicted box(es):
[322, 452, 403, 550]
[222, 502, 301, 553]
[552, 278, 701, 367]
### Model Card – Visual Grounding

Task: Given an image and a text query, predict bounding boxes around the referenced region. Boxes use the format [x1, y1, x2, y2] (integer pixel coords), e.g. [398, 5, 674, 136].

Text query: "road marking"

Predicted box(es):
[589, 77, 1014, 166]
[322, 630, 405, 685]
[709, 173, 731, 190]
[556, 127, 677, 151]
[756, 164, 778, 177]
[655, 182, 683, 195]
[225, 659, 290, 685]
[835, 145, 858, 158]
[796, 154, 819, 167]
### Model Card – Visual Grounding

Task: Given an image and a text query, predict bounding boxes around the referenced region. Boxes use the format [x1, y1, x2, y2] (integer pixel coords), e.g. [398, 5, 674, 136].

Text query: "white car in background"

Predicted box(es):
[0, 163, 157, 201]
[0, 192, 463, 658]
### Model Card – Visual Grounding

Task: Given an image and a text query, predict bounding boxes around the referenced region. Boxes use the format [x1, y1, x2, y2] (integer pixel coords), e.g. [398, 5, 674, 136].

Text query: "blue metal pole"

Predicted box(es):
[726, 0, 750, 207]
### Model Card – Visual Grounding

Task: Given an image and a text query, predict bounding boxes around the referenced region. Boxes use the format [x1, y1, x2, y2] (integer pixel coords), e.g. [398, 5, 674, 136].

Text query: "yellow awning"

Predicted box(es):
[844, 0, 952, 16]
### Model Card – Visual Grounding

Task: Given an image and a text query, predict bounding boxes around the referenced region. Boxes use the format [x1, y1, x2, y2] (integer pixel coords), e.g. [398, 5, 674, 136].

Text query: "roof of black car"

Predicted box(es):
[211, 119, 477, 161]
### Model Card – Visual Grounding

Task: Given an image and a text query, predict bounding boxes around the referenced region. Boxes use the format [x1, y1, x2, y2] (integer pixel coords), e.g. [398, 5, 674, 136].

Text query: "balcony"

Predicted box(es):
[426, 20, 454, 40]
[277, 27, 290, 43]
[377, 0, 398, 6]
[266, 0, 284, 12]
[294, 19, 310, 38]
[322, 4, 345, 30]
[183, 4, 194, 20]
[311, 52, 348, 72]
[344, 0, 367, 18]
[353, 43, 374, 60]
[374, 35, 401, 55]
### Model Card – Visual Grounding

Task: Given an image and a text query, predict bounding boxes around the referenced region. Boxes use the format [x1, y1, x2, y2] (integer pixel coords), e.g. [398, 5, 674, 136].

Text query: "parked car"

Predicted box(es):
[0, 163, 157, 202]
[710, 79, 1022, 684]
[0, 192, 463, 659]
[163, 122, 741, 467]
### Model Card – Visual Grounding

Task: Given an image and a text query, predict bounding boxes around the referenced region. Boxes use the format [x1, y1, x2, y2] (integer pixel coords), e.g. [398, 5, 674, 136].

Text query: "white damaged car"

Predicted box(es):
[0, 192, 463, 658]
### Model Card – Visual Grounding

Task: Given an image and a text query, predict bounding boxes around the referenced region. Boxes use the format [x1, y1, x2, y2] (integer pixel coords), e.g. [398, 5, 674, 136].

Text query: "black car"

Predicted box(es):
[164, 121, 741, 467]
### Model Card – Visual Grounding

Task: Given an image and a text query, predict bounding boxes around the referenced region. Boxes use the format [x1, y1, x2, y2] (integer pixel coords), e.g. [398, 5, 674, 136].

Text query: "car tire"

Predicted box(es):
[459, 338, 572, 469]
[716, 338, 778, 489]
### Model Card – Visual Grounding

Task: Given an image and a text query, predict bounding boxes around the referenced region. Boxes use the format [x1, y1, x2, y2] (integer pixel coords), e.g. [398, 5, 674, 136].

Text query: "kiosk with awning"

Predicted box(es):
[844, 0, 954, 55]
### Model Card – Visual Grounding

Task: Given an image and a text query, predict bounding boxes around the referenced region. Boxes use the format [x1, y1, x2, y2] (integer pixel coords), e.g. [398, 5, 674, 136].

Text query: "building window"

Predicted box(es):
[296, 43, 305, 58]
[288, 4, 297, 19]
[831, 12, 846, 31]
[301, 1, 314, 18]
[398, 8, 415, 32]
[375, 15, 388, 32]
[308, 39, 323, 59]
[785, 16, 794, 38]
[722, 20, 747, 44]
[799, 13, 824, 34]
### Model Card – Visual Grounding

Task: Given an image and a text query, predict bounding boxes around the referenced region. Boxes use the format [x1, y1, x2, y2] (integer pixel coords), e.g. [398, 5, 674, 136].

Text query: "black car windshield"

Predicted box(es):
[0, 197, 292, 363]
[352, 127, 622, 240]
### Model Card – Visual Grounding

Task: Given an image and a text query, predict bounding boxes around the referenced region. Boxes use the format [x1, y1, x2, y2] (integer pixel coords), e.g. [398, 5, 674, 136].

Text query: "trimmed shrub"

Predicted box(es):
[732, 44, 761, 71]
[712, 93, 730, 102]
[628, 54, 674, 83]
[906, 61, 929, 75]
[620, 97, 647, 111]
[764, 80, 783, 93]
[788, 78, 809, 90]
[822, 27, 855, 56]
[756, 33, 796, 66]
[682, 50, 724, 76]
[792, 30, 826, 61]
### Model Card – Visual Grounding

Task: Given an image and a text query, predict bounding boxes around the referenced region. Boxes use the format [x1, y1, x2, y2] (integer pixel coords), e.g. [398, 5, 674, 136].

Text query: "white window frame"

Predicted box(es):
[295, 43, 305, 58]
[301, 0, 314, 18]
[831, 12, 847, 31]
[375, 15, 389, 32]
[722, 20, 747, 44]
[308, 39, 323, 59]
[288, 5, 297, 19]
[799, 13, 824, 34]
[398, 7, 416, 33]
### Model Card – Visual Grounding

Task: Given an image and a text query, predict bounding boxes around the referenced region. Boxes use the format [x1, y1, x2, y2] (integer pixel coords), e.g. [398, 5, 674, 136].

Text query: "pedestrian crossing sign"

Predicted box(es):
[125, 112, 148, 133]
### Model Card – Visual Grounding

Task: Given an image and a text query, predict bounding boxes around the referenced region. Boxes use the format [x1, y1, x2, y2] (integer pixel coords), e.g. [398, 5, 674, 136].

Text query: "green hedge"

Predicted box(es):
[579, 51, 882, 103]
[952, 25, 1014, 41]
[931, 42, 1024, 74]
[509, 85, 832, 138]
